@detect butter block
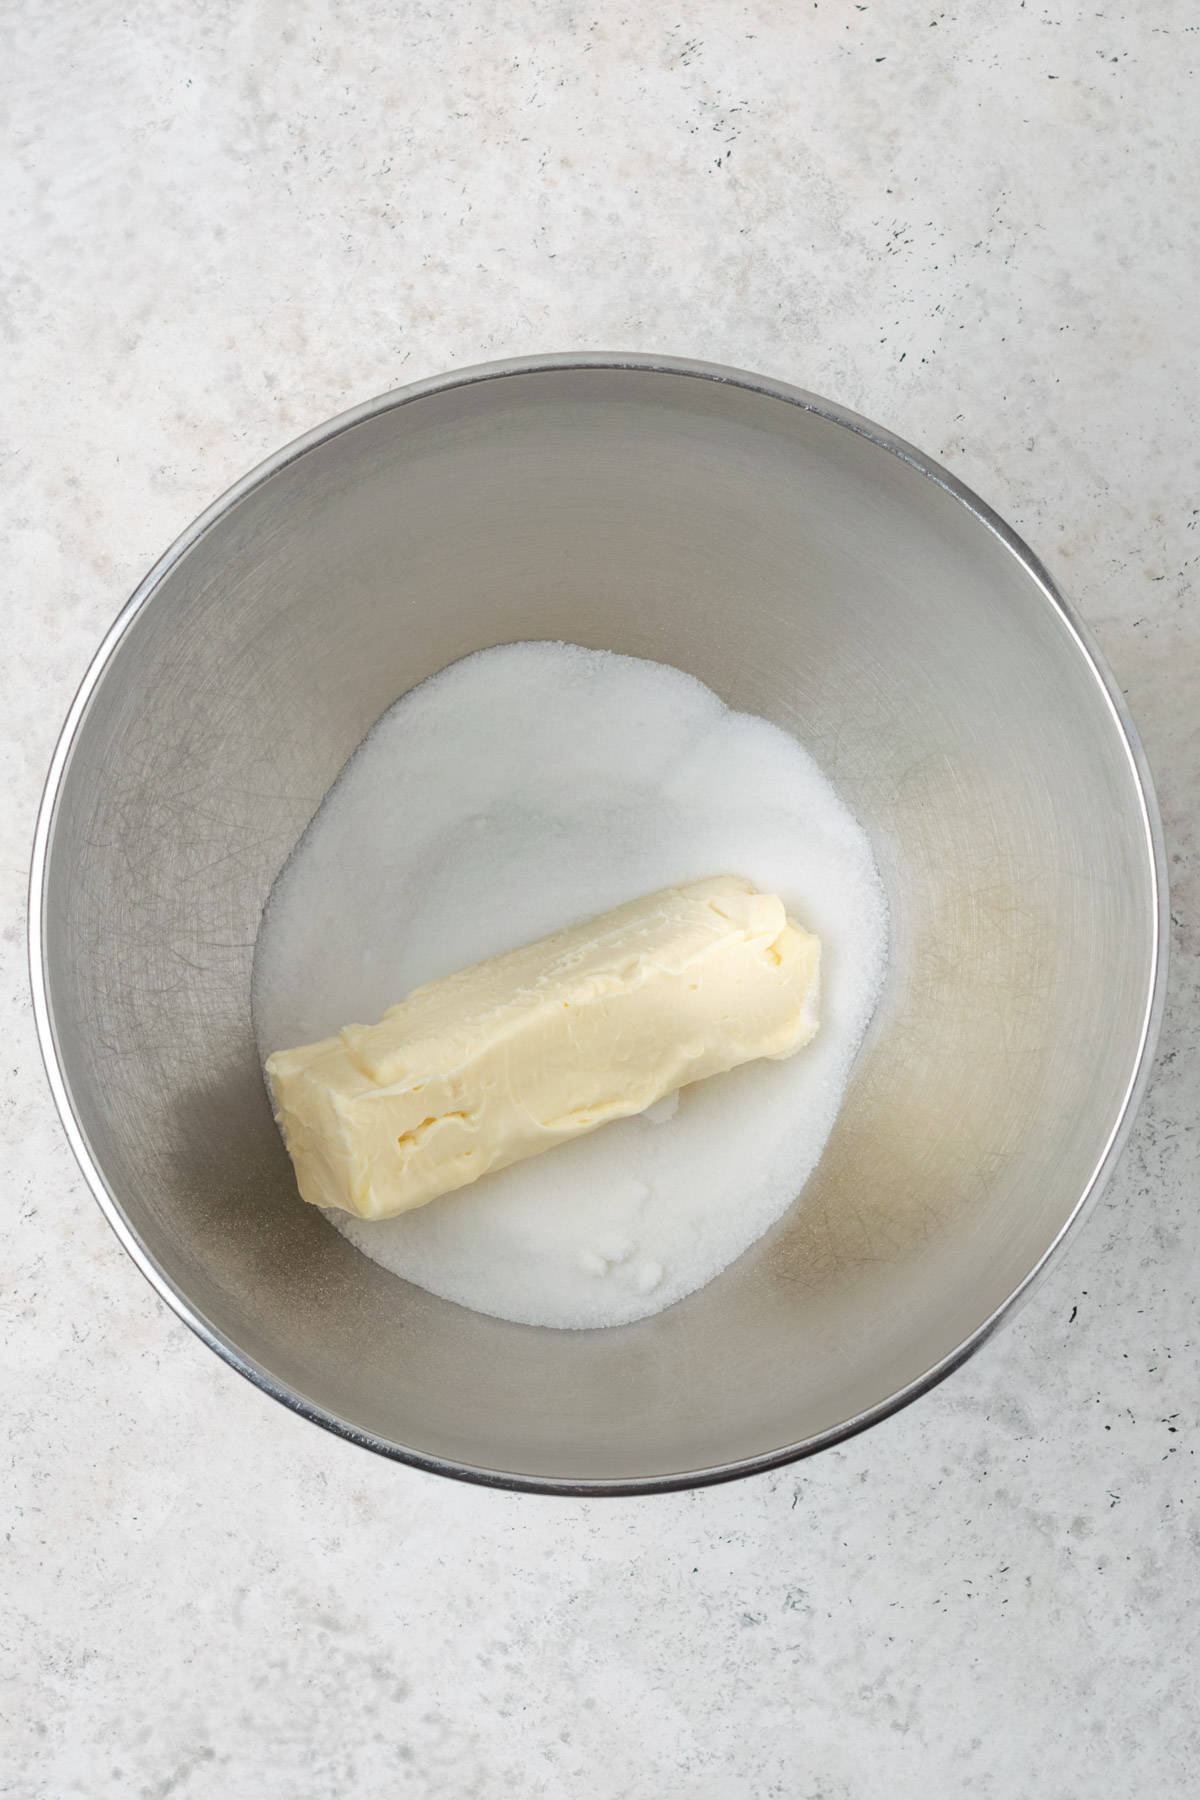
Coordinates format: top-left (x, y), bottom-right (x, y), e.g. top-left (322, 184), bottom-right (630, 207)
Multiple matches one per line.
top-left (265, 876), bottom-right (821, 1221)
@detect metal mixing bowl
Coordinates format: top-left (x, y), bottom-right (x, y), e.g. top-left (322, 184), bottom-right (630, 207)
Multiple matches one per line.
top-left (31, 355), bottom-right (1167, 1494)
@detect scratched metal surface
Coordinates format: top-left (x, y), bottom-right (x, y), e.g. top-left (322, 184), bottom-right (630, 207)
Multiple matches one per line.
top-left (33, 359), bottom-right (1164, 1488)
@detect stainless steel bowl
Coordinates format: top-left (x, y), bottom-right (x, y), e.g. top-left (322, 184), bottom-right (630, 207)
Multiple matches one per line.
top-left (31, 355), bottom-right (1167, 1494)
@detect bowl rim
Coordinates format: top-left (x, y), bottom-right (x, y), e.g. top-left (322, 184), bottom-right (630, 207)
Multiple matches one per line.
top-left (28, 352), bottom-right (1170, 1496)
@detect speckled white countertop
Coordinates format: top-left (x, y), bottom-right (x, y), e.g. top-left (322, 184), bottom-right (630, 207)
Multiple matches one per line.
top-left (3, 5), bottom-right (1198, 1796)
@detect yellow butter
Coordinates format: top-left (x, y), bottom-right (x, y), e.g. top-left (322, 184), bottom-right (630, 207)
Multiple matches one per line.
top-left (265, 876), bottom-right (820, 1221)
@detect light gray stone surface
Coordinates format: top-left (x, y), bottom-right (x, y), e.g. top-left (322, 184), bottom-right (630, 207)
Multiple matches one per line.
top-left (3, 4), bottom-right (1197, 1796)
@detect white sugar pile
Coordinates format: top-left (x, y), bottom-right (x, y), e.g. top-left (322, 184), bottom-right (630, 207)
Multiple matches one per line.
top-left (252, 642), bottom-right (887, 1329)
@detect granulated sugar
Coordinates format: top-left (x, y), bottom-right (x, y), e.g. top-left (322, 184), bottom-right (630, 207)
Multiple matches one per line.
top-left (252, 642), bottom-right (887, 1329)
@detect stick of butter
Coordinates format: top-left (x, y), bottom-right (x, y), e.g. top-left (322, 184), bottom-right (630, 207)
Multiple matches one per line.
top-left (265, 876), bottom-right (820, 1221)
